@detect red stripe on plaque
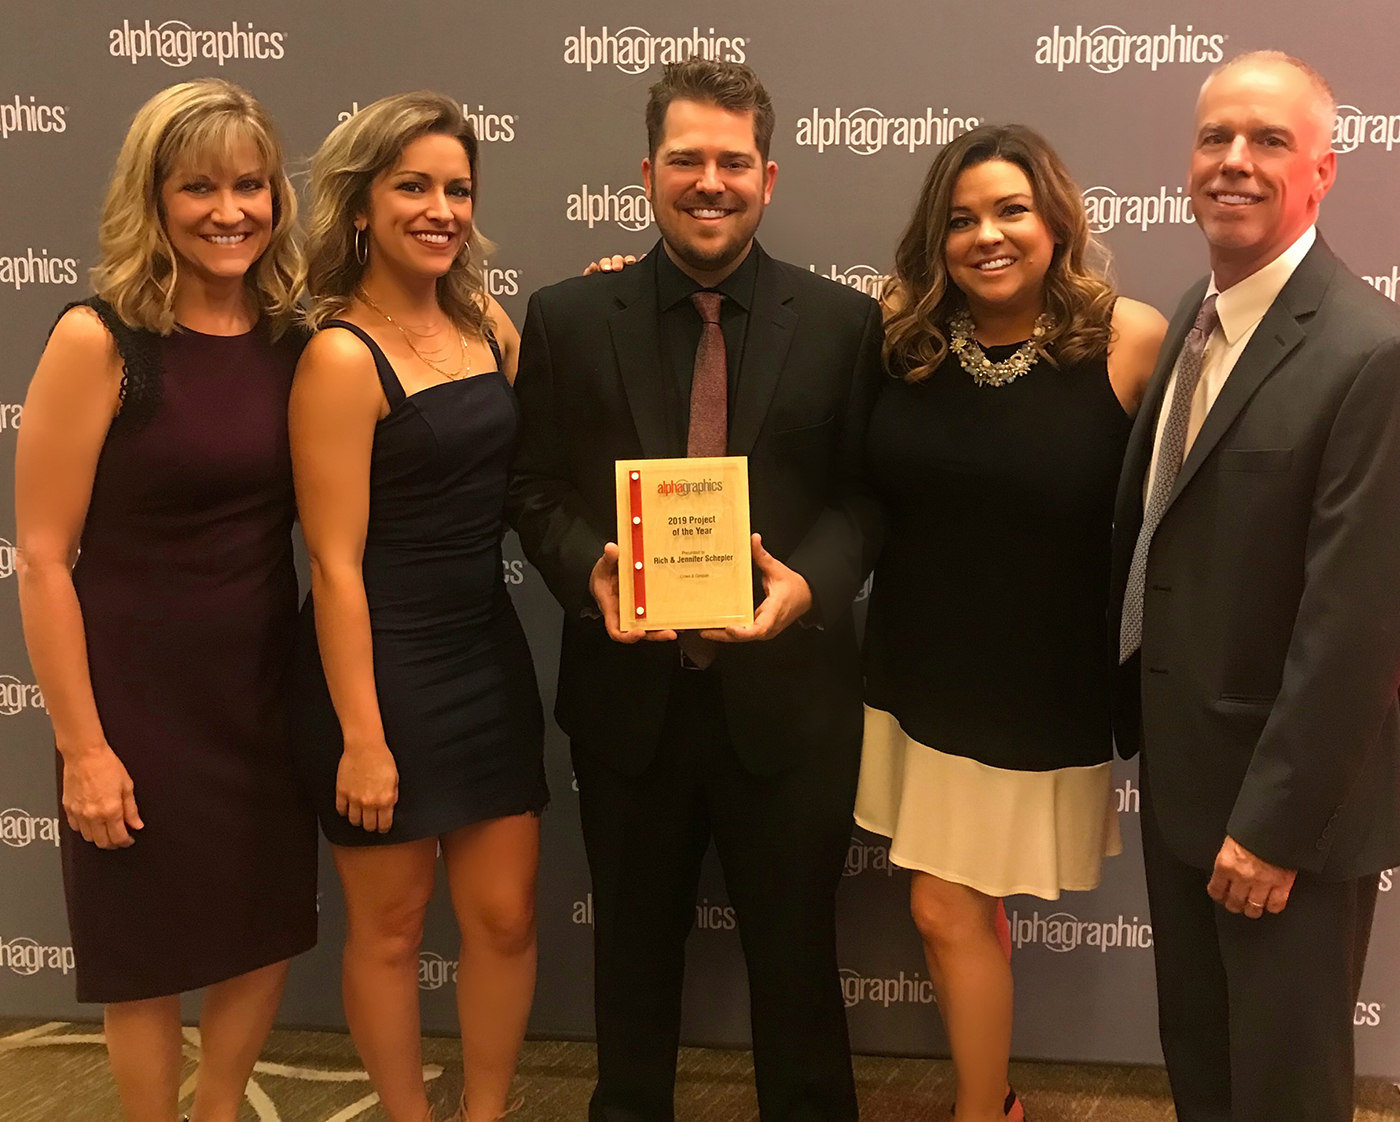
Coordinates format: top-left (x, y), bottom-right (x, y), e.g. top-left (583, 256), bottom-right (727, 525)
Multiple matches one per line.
top-left (628, 470), bottom-right (647, 623)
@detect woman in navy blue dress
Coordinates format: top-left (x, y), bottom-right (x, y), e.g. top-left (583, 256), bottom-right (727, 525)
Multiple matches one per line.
top-left (291, 93), bottom-right (545, 1122)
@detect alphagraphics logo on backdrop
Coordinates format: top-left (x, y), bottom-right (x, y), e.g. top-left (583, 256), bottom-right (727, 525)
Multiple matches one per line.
top-left (0, 249), bottom-right (79, 290)
top-left (1010, 909), bottom-right (1153, 953)
top-left (1355, 1000), bottom-right (1384, 1027)
top-left (564, 26), bottom-right (747, 75)
top-left (1380, 867), bottom-right (1395, 892)
top-left (839, 968), bottom-right (936, 1009)
top-left (0, 808), bottom-right (60, 848)
top-left (418, 950), bottom-right (458, 991)
top-left (795, 108), bottom-right (979, 156)
top-left (810, 265), bottom-right (890, 299)
top-left (0, 536), bottom-right (14, 579)
top-left (0, 676), bottom-right (46, 717)
top-left (1083, 186), bottom-right (1195, 235)
top-left (1333, 105), bottom-right (1400, 154)
top-left (337, 101), bottom-right (517, 143)
top-left (1035, 24), bottom-right (1225, 73)
top-left (843, 833), bottom-right (897, 877)
top-left (570, 892), bottom-right (735, 930)
top-left (485, 267), bottom-right (521, 300)
top-left (109, 20), bottom-right (286, 66)
top-left (0, 936), bottom-right (75, 977)
top-left (0, 403), bottom-right (20, 433)
top-left (566, 184), bottom-right (653, 232)
top-left (1, 97), bottom-right (67, 139)
top-left (1363, 267), bottom-right (1400, 302)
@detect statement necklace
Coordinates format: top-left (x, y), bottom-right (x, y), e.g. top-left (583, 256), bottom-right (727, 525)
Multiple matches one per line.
top-left (948, 308), bottom-right (1052, 388)
top-left (358, 290), bottom-right (471, 380)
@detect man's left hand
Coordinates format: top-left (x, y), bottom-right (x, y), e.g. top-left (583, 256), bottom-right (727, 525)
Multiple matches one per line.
top-left (700, 534), bottom-right (812, 643)
top-left (1207, 835), bottom-right (1297, 917)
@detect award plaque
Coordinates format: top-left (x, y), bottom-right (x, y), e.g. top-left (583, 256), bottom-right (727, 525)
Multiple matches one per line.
top-left (615, 456), bottom-right (754, 633)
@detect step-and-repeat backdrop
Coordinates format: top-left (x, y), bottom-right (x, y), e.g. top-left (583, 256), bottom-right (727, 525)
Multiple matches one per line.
top-left (2, 0), bottom-right (1397, 1076)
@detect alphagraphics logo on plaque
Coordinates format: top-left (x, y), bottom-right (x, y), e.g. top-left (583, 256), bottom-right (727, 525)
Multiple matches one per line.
top-left (1035, 24), bottom-right (1225, 73)
top-left (810, 265), bottom-right (890, 299)
top-left (0, 936), bottom-right (75, 977)
top-left (0, 808), bottom-right (60, 849)
top-left (108, 19), bottom-right (287, 67)
top-left (1082, 186), bottom-right (1195, 235)
top-left (564, 26), bottom-right (747, 74)
top-left (0, 676), bottom-right (46, 717)
top-left (566, 184), bottom-right (653, 232)
top-left (839, 968), bottom-right (936, 1009)
top-left (1009, 910), bottom-right (1154, 953)
top-left (337, 101), bottom-right (517, 143)
top-left (1, 97), bottom-right (67, 139)
top-left (795, 108), bottom-right (979, 156)
top-left (0, 249), bottom-right (79, 290)
top-left (1333, 105), bottom-right (1400, 154)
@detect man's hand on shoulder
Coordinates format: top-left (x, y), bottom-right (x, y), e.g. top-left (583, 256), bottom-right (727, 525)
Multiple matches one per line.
top-left (1207, 835), bottom-right (1298, 918)
top-left (700, 534), bottom-right (812, 643)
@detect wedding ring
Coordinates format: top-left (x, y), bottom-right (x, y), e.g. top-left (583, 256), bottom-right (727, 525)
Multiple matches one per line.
top-left (1245, 898), bottom-right (1266, 909)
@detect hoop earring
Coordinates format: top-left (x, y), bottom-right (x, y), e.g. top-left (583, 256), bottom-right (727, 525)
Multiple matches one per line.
top-left (354, 227), bottom-right (368, 266)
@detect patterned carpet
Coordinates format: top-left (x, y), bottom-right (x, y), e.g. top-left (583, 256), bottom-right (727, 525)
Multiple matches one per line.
top-left (2, 1018), bottom-right (1398, 1121)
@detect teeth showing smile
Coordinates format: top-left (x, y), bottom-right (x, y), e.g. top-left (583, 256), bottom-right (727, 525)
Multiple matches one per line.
top-left (686, 208), bottom-right (729, 219)
top-left (1212, 193), bottom-right (1261, 206)
top-left (412, 231), bottom-right (452, 245)
top-left (976, 257), bottom-right (1015, 271)
top-left (203, 234), bottom-right (248, 245)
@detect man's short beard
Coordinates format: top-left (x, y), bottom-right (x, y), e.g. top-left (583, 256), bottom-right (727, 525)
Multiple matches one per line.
top-left (665, 232), bottom-right (748, 274)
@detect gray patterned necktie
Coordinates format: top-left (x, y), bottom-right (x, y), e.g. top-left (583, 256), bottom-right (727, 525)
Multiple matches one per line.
top-left (1119, 294), bottom-right (1219, 664)
top-left (679, 291), bottom-right (726, 670)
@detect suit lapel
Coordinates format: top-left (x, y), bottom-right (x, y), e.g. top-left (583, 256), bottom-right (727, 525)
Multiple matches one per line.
top-left (608, 252), bottom-right (680, 458)
top-left (729, 246), bottom-right (798, 457)
top-left (1164, 239), bottom-right (1335, 512)
top-left (1114, 279), bottom-right (1206, 534)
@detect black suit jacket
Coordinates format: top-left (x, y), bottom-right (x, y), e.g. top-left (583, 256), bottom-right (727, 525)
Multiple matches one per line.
top-left (1110, 236), bottom-right (1400, 877)
top-left (508, 243), bottom-right (885, 777)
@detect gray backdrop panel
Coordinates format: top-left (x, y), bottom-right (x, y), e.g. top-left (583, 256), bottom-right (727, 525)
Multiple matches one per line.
top-left (1, 0), bottom-right (1396, 1076)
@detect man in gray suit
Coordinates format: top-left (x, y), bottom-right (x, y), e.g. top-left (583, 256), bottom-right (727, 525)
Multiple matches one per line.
top-left (1109, 51), bottom-right (1400, 1121)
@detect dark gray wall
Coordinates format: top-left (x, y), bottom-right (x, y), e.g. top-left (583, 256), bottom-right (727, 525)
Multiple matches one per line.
top-left (1, 0), bottom-right (1396, 1076)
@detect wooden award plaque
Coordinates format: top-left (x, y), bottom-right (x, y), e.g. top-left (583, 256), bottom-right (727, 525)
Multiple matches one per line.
top-left (615, 456), bottom-right (754, 633)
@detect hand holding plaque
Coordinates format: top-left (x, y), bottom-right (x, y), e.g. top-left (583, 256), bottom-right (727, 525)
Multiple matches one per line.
top-left (615, 456), bottom-right (754, 633)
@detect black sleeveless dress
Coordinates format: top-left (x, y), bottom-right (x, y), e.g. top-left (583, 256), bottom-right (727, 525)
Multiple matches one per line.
top-left (854, 341), bottom-right (1132, 899)
top-left (58, 300), bottom-right (317, 1002)
top-left (292, 322), bottom-right (547, 847)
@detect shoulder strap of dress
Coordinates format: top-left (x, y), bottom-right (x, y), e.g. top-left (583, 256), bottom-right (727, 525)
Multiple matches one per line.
top-left (485, 328), bottom-right (503, 371)
top-left (52, 297), bottom-right (162, 424)
top-left (320, 319), bottom-right (406, 408)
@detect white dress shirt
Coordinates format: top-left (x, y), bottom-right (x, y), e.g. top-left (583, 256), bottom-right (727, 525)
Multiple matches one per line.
top-left (1144, 226), bottom-right (1317, 501)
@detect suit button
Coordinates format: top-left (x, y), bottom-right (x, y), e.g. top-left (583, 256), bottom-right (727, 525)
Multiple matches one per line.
top-left (1150, 583), bottom-right (1172, 592)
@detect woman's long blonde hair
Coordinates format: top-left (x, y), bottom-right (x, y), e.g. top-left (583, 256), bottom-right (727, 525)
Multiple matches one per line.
top-left (90, 78), bottom-right (302, 337)
top-left (303, 92), bottom-right (494, 334)
top-left (884, 124), bottom-right (1116, 383)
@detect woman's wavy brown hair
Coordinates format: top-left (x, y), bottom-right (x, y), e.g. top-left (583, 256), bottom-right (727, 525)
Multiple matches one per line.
top-left (90, 78), bottom-right (302, 338)
top-left (303, 92), bottom-right (494, 334)
top-left (884, 123), bottom-right (1116, 383)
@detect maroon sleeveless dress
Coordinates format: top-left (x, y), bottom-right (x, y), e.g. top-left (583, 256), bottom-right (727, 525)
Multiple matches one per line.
top-left (59, 304), bottom-right (318, 1003)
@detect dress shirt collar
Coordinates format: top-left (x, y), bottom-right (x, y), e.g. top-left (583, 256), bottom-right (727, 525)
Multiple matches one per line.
top-left (655, 238), bottom-right (760, 314)
top-left (1207, 226), bottom-right (1316, 345)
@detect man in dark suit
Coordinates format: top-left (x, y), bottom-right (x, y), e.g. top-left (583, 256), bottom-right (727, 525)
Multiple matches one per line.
top-left (508, 59), bottom-right (883, 1122)
top-left (1110, 51), bottom-right (1400, 1121)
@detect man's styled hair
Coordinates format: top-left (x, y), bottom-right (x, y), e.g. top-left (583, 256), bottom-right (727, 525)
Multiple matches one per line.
top-left (1202, 51), bottom-right (1337, 153)
top-left (645, 58), bottom-right (775, 159)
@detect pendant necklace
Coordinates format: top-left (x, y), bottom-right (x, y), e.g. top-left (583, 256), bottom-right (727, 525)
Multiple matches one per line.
top-left (948, 308), bottom-right (1052, 388)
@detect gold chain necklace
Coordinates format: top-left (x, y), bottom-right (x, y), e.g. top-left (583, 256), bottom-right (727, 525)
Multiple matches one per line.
top-left (948, 308), bottom-right (1052, 388)
top-left (357, 290), bottom-right (471, 380)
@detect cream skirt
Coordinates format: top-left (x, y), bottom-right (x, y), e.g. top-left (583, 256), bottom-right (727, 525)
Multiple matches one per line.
top-left (854, 706), bottom-right (1122, 900)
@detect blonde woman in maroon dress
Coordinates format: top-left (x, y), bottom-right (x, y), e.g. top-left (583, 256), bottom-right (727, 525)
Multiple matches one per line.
top-left (15, 79), bottom-right (315, 1122)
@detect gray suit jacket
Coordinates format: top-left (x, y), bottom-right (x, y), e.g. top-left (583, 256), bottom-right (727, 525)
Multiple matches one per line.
top-left (1110, 236), bottom-right (1400, 877)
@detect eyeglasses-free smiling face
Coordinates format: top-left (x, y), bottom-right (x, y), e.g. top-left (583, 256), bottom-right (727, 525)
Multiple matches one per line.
top-left (1190, 61), bottom-right (1336, 287)
top-left (642, 98), bottom-right (777, 284)
top-left (358, 132), bottom-right (474, 280)
top-left (159, 138), bottom-right (273, 287)
top-left (944, 158), bottom-right (1056, 323)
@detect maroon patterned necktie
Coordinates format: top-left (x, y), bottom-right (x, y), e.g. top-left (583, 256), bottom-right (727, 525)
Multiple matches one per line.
top-left (680, 291), bottom-right (726, 668)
